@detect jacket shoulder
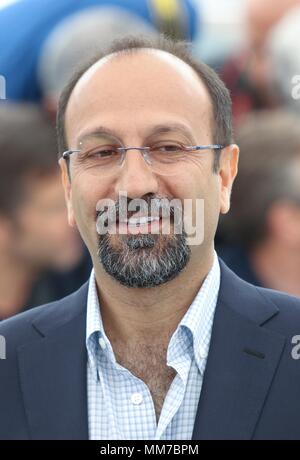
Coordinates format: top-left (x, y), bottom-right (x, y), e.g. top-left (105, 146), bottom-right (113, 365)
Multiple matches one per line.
top-left (256, 285), bottom-right (300, 327)
top-left (218, 257), bottom-right (300, 330)
top-left (0, 282), bottom-right (89, 357)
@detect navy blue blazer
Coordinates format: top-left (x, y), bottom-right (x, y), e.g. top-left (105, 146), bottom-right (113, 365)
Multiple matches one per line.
top-left (1, 259), bottom-right (300, 440)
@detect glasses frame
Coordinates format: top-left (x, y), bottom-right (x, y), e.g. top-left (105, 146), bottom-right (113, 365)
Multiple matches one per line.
top-left (62, 143), bottom-right (226, 173)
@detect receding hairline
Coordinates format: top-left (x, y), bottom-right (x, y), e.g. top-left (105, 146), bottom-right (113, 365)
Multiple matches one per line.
top-left (68, 46), bottom-right (210, 107)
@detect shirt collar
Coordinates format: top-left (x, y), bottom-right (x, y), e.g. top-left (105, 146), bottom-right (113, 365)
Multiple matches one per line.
top-left (86, 270), bottom-right (108, 380)
top-left (172, 250), bottom-right (220, 374)
top-left (86, 250), bottom-right (220, 379)
top-left (86, 269), bottom-right (102, 346)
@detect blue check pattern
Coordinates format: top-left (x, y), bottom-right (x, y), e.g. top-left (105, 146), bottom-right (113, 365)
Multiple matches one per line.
top-left (86, 251), bottom-right (220, 440)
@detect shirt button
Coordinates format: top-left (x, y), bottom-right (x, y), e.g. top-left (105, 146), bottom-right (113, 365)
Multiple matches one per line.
top-left (199, 346), bottom-right (207, 359)
top-left (131, 392), bottom-right (143, 405)
top-left (98, 337), bottom-right (106, 350)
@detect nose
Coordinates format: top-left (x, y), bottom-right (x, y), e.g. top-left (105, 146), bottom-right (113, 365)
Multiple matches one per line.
top-left (114, 148), bottom-right (159, 199)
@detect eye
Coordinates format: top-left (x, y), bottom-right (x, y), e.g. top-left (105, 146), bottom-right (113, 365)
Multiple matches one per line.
top-left (84, 146), bottom-right (119, 158)
top-left (152, 144), bottom-right (182, 153)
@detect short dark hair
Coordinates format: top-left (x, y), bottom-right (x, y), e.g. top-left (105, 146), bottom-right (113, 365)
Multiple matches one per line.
top-left (222, 110), bottom-right (300, 248)
top-left (56, 34), bottom-right (233, 173)
top-left (0, 103), bottom-right (58, 216)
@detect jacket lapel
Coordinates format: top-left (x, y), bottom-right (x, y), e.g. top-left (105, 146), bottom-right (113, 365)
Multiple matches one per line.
top-left (192, 260), bottom-right (286, 440)
top-left (17, 283), bottom-right (89, 440)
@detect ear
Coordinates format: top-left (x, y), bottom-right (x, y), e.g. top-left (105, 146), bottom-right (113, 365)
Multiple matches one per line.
top-left (218, 144), bottom-right (239, 214)
top-left (58, 157), bottom-right (77, 228)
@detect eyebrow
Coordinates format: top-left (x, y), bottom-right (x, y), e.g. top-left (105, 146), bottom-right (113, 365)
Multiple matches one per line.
top-left (76, 123), bottom-right (197, 147)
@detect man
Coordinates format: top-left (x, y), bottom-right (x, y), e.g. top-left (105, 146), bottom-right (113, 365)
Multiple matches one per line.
top-left (219, 110), bottom-right (300, 297)
top-left (1, 35), bottom-right (300, 440)
top-left (0, 103), bottom-right (90, 319)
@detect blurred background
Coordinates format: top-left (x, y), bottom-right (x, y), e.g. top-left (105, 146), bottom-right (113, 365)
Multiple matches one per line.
top-left (0, 0), bottom-right (300, 320)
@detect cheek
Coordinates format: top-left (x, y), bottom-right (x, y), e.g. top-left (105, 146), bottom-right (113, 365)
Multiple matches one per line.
top-left (166, 169), bottom-right (201, 200)
top-left (146, 170), bottom-right (213, 238)
top-left (202, 174), bottom-right (221, 219)
top-left (177, 169), bottom-right (220, 237)
top-left (171, 163), bottom-right (217, 201)
top-left (70, 177), bottom-right (110, 245)
top-left (72, 189), bottom-right (94, 228)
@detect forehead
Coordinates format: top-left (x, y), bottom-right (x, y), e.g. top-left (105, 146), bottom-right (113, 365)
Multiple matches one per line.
top-left (65, 49), bottom-right (213, 145)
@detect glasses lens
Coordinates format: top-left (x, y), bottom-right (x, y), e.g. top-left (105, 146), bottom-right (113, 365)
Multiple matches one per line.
top-left (75, 145), bottom-right (122, 176)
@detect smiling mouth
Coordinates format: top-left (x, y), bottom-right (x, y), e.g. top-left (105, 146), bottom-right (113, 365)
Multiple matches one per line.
top-left (96, 206), bottom-right (176, 236)
top-left (114, 214), bottom-right (163, 234)
top-left (119, 215), bottom-right (161, 226)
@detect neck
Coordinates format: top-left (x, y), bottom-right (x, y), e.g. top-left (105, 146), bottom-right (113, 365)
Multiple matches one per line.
top-left (0, 251), bottom-right (37, 319)
top-left (250, 238), bottom-right (300, 297)
top-left (93, 245), bottom-right (215, 345)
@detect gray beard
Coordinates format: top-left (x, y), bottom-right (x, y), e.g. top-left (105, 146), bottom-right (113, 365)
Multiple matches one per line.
top-left (97, 231), bottom-right (191, 288)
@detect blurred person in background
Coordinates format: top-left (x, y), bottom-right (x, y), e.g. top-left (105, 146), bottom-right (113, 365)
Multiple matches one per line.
top-left (0, 103), bottom-right (91, 320)
top-left (0, 0), bottom-right (199, 103)
top-left (267, 5), bottom-right (300, 116)
top-left (221, 0), bottom-right (300, 123)
top-left (38, 6), bottom-right (158, 120)
top-left (219, 110), bottom-right (300, 297)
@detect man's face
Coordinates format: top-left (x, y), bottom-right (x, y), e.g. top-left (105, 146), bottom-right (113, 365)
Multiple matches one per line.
top-left (60, 50), bottom-right (238, 286)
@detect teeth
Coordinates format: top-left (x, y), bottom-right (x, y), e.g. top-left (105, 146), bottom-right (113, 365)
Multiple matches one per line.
top-left (127, 216), bottom-right (160, 226)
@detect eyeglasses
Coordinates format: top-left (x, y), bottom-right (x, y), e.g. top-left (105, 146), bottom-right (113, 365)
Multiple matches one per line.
top-left (62, 142), bottom-right (225, 177)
